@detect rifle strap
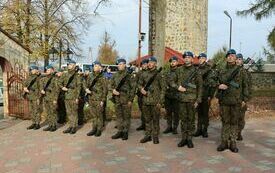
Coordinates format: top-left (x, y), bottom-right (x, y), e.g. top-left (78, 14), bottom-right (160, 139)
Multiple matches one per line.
top-left (27, 75), bottom-right (39, 90)
top-left (43, 75), bottom-right (54, 91)
top-left (65, 72), bottom-right (77, 88)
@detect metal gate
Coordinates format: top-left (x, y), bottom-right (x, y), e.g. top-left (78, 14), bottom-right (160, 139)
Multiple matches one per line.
top-left (7, 67), bottom-right (29, 119)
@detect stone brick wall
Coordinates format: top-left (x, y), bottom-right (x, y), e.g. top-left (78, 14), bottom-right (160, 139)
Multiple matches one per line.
top-left (251, 72), bottom-right (275, 91)
top-left (149, 0), bottom-right (208, 65)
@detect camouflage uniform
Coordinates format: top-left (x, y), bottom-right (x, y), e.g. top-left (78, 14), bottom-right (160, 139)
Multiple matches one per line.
top-left (138, 68), bottom-right (165, 140)
top-left (111, 69), bottom-right (136, 138)
top-left (85, 72), bottom-right (108, 135)
top-left (135, 68), bottom-right (147, 129)
top-left (170, 65), bottom-right (203, 145)
top-left (60, 69), bottom-right (81, 131)
top-left (237, 67), bottom-right (252, 138)
top-left (163, 66), bottom-right (179, 133)
top-left (78, 73), bottom-right (86, 125)
top-left (217, 63), bottom-right (249, 151)
top-left (24, 73), bottom-right (41, 127)
top-left (57, 73), bottom-right (67, 124)
top-left (195, 63), bottom-right (217, 137)
top-left (40, 73), bottom-right (60, 128)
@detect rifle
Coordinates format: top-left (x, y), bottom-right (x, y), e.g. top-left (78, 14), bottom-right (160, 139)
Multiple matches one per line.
top-left (64, 68), bottom-right (79, 89)
top-left (23, 74), bottom-right (40, 99)
top-left (41, 74), bottom-right (55, 98)
top-left (143, 67), bottom-right (162, 93)
top-left (110, 71), bottom-right (131, 103)
top-left (86, 71), bottom-right (103, 95)
top-left (217, 58), bottom-right (252, 98)
top-left (181, 68), bottom-right (197, 89)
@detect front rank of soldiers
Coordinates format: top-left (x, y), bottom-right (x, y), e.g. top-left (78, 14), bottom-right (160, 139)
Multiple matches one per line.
top-left (23, 48), bottom-right (251, 153)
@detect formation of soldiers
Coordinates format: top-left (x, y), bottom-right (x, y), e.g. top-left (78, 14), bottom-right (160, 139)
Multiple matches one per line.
top-left (23, 48), bottom-right (252, 153)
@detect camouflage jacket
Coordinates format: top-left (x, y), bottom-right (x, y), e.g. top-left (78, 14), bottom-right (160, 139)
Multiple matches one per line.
top-left (198, 63), bottom-right (218, 99)
top-left (84, 72), bottom-right (108, 102)
top-left (138, 68), bottom-right (165, 105)
top-left (23, 74), bottom-right (41, 101)
top-left (135, 69), bottom-right (147, 97)
top-left (243, 67), bottom-right (252, 100)
top-left (111, 70), bottom-right (136, 104)
top-left (39, 74), bottom-right (60, 102)
top-left (170, 65), bottom-right (203, 103)
top-left (164, 67), bottom-right (178, 100)
top-left (217, 64), bottom-right (249, 105)
top-left (60, 69), bottom-right (81, 100)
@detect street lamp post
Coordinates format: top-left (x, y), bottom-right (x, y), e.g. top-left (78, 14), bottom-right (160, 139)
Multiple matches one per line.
top-left (224, 10), bottom-right (232, 49)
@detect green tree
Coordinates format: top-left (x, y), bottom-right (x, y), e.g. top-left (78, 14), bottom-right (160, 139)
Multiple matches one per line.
top-left (211, 46), bottom-right (227, 69)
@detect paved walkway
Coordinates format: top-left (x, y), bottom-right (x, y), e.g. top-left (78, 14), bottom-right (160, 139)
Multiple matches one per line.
top-left (0, 117), bottom-right (275, 173)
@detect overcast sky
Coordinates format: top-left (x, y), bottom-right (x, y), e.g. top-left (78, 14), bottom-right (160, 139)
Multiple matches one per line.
top-left (80, 0), bottom-right (274, 62)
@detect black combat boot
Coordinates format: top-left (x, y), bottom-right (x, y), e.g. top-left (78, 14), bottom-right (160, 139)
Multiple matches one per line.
top-left (87, 128), bottom-right (97, 136)
top-left (70, 127), bottom-right (77, 134)
top-left (140, 136), bottom-right (152, 143)
top-left (34, 124), bottom-right (40, 130)
top-left (43, 125), bottom-right (52, 131)
top-left (50, 125), bottom-right (57, 132)
top-left (95, 130), bottom-right (102, 137)
top-left (111, 131), bottom-right (123, 139)
top-left (136, 124), bottom-right (145, 131)
top-left (163, 127), bottom-right (173, 134)
top-left (202, 128), bottom-right (208, 138)
top-left (153, 136), bottom-right (159, 144)
top-left (237, 132), bottom-right (243, 141)
top-left (122, 132), bottom-right (128, 140)
top-left (193, 129), bottom-right (202, 137)
top-left (217, 141), bottom-right (228, 152)
top-left (177, 139), bottom-right (187, 147)
top-left (27, 124), bottom-right (36, 130)
top-left (187, 139), bottom-right (194, 148)
top-left (63, 127), bottom-right (72, 134)
top-left (230, 141), bottom-right (239, 153)
top-left (172, 127), bottom-right (178, 134)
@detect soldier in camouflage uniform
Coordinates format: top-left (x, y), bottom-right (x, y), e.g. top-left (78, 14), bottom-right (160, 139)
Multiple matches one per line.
top-left (111, 58), bottom-right (136, 140)
top-left (139, 57), bottom-right (165, 144)
top-left (216, 49), bottom-right (249, 153)
top-left (24, 65), bottom-right (41, 130)
top-left (40, 65), bottom-right (60, 132)
top-left (78, 70), bottom-right (86, 126)
top-left (236, 53), bottom-right (252, 141)
top-left (135, 58), bottom-right (148, 131)
top-left (85, 61), bottom-right (108, 137)
top-left (194, 53), bottom-right (217, 138)
top-left (60, 60), bottom-right (81, 134)
top-left (163, 56), bottom-right (180, 134)
top-left (170, 51), bottom-right (203, 148)
top-left (56, 69), bottom-right (66, 124)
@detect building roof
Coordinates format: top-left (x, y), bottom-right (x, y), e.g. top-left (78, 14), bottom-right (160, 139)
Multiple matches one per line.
top-left (0, 27), bottom-right (32, 53)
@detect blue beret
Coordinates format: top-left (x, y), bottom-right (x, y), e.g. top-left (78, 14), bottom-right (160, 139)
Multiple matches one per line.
top-left (45, 65), bottom-right (54, 70)
top-left (198, 53), bottom-right (207, 59)
top-left (116, 58), bottom-right (126, 65)
top-left (141, 59), bottom-right (149, 65)
top-left (183, 51), bottom-right (194, 58)
top-left (169, 56), bottom-right (178, 62)
top-left (226, 49), bottom-right (236, 57)
top-left (236, 53), bottom-right (243, 59)
top-left (92, 60), bottom-right (102, 66)
top-left (29, 65), bottom-right (39, 70)
top-left (148, 56), bottom-right (157, 63)
top-left (67, 60), bottom-right (76, 64)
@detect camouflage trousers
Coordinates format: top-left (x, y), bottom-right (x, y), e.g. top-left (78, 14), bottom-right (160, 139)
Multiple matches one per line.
top-left (88, 100), bottom-right (104, 131)
top-left (238, 104), bottom-right (247, 133)
top-left (142, 105), bottom-right (160, 137)
top-left (29, 99), bottom-right (41, 124)
top-left (164, 97), bottom-right (179, 129)
top-left (220, 104), bottom-right (241, 142)
top-left (179, 102), bottom-right (196, 140)
top-left (197, 98), bottom-right (210, 130)
top-left (65, 99), bottom-right (79, 128)
top-left (44, 100), bottom-right (57, 127)
top-left (138, 96), bottom-right (145, 126)
top-left (115, 103), bottom-right (131, 133)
